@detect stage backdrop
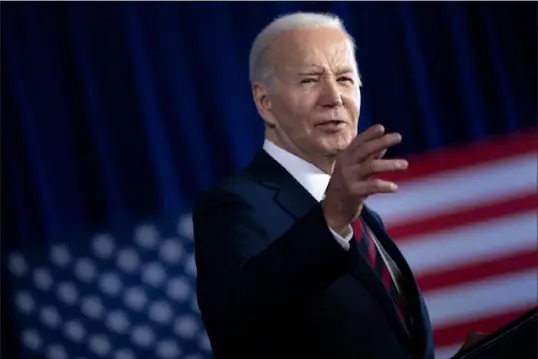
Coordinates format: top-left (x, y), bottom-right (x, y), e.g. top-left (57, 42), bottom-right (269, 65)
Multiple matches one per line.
top-left (2, 2), bottom-right (536, 359)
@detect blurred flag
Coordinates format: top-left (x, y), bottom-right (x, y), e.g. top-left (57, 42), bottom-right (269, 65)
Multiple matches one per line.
top-left (7, 215), bottom-right (211, 359)
top-left (368, 131), bottom-right (537, 359)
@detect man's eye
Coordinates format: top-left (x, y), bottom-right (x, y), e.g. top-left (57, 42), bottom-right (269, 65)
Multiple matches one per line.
top-left (338, 76), bottom-right (354, 84)
top-left (301, 78), bottom-right (317, 84)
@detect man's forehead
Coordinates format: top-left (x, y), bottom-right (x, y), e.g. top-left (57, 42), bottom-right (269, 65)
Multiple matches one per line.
top-left (270, 28), bottom-right (355, 69)
top-left (299, 64), bottom-right (355, 74)
top-left (273, 28), bottom-right (349, 50)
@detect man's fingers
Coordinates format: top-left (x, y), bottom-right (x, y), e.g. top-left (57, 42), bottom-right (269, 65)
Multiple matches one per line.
top-left (343, 158), bottom-right (407, 197)
top-left (371, 148), bottom-right (387, 160)
top-left (355, 158), bottom-right (408, 178)
top-left (348, 124), bottom-right (386, 150)
top-left (351, 179), bottom-right (399, 196)
top-left (353, 133), bottom-right (402, 161)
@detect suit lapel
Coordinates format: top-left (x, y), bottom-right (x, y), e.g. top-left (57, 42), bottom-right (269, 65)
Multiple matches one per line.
top-left (246, 149), bottom-right (318, 219)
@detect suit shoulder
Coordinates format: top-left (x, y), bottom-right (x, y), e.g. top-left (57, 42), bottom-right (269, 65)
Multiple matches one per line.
top-left (194, 169), bottom-right (261, 211)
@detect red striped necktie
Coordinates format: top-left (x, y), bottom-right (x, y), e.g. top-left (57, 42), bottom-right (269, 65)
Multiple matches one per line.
top-left (352, 219), bottom-right (407, 323)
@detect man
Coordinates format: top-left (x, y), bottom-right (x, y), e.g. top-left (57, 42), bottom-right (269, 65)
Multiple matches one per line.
top-left (193, 12), bottom-right (435, 359)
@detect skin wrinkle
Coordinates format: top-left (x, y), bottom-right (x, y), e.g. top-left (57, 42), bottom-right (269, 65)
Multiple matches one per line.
top-left (253, 27), bottom-right (361, 174)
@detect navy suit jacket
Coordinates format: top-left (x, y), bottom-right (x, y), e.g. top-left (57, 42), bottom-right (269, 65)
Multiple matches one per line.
top-left (193, 149), bottom-right (435, 359)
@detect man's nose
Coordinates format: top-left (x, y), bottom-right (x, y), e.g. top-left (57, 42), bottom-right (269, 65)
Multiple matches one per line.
top-left (320, 78), bottom-right (343, 108)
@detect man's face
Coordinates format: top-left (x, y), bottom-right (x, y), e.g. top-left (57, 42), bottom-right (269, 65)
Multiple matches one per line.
top-left (255, 27), bottom-right (361, 159)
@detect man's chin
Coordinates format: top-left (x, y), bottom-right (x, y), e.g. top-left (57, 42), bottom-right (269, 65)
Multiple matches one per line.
top-left (321, 138), bottom-right (353, 153)
top-left (317, 144), bottom-right (347, 158)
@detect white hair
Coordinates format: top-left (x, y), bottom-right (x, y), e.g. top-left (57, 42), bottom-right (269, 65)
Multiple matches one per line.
top-left (248, 12), bottom-right (359, 86)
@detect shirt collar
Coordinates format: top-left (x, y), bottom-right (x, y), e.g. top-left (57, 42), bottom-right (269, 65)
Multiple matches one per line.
top-left (262, 139), bottom-right (330, 202)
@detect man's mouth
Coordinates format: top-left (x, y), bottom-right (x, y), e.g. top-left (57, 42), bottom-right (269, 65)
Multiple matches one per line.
top-left (317, 120), bottom-right (346, 126)
top-left (316, 120), bottom-right (348, 132)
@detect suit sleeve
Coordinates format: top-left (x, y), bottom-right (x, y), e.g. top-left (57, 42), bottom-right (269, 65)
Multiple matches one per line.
top-left (193, 189), bottom-right (357, 349)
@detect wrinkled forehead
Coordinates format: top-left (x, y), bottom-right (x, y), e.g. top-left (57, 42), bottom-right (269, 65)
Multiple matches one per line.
top-left (269, 27), bottom-right (357, 75)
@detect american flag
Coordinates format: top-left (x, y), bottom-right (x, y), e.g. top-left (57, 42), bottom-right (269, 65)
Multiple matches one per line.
top-left (7, 215), bottom-right (212, 359)
top-left (6, 131), bottom-right (537, 359)
top-left (367, 130), bottom-right (537, 359)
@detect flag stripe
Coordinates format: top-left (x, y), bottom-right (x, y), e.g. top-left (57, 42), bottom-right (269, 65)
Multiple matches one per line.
top-left (367, 153), bottom-right (537, 226)
top-left (417, 249), bottom-right (537, 292)
top-left (425, 270), bottom-right (537, 327)
top-left (399, 212), bottom-right (536, 275)
top-left (388, 192), bottom-right (537, 241)
top-left (433, 307), bottom-right (534, 348)
top-left (381, 131), bottom-right (537, 183)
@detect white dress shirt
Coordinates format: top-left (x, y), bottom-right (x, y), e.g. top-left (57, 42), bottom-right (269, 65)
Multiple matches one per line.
top-left (262, 139), bottom-right (354, 250)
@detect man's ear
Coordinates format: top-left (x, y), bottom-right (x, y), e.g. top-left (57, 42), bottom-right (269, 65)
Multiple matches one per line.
top-left (252, 82), bottom-right (277, 128)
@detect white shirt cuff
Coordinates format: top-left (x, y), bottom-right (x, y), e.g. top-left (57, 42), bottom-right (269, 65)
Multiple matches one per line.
top-left (329, 225), bottom-right (353, 251)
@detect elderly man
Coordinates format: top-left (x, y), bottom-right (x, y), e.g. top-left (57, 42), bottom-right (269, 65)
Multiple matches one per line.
top-left (193, 12), bottom-right (435, 359)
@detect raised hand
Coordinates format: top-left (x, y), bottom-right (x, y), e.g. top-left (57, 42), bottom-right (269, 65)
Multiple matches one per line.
top-left (322, 124), bottom-right (408, 235)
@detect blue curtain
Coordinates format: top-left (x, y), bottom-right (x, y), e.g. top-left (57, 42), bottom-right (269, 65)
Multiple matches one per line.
top-left (2, 2), bottom-right (536, 359)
